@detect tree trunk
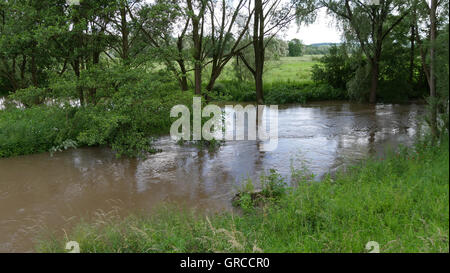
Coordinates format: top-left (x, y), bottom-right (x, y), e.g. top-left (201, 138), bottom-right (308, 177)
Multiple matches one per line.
top-left (255, 69), bottom-right (264, 104)
top-left (253, 0), bottom-right (264, 104)
top-left (429, 0), bottom-right (438, 137)
top-left (176, 59), bottom-right (189, 91)
top-left (72, 59), bottom-right (84, 106)
top-left (120, 5), bottom-right (129, 62)
top-left (176, 38), bottom-right (188, 91)
top-left (369, 59), bottom-right (379, 104)
top-left (31, 53), bottom-right (38, 87)
top-left (20, 55), bottom-right (26, 86)
top-left (409, 23), bottom-right (415, 85)
top-left (88, 51), bottom-right (100, 104)
top-left (194, 62), bottom-right (202, 95)
top-left (206, 66), bottom-right (223, 92)
top-left (190, 3), bottom-right (203, 95)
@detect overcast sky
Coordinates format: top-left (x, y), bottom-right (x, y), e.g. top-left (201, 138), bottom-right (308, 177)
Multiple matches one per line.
top-left (142, 0), bottom-right (343, 45)
top-left (284, 8), bottom-right (343, 45)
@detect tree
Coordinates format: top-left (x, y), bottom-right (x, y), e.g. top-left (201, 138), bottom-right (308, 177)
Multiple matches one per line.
top-left (129, 0), bottom-right (191, 91)
top-left (0, 0), bottom-right (66, 92)
top-left (321, 0), bottom-right (410, 103)
top-left (204, 0), bottom-right (254, 92)
top-left (238, 0), bottom-right (316, 103)
top-left (413, 0), bottom-right (449, 137)
top-left (186, 0), bottom-right (208, 95)
top-left (233, 36), bottom-right (287, 82)
top-left (288, 38), bottom-right (304, 56)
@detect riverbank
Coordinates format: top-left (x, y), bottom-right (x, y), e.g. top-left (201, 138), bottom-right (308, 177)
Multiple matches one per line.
top-left (0, 53), bottom-right (425, 159)
top-left (37, 135), bottom-right (449, 253)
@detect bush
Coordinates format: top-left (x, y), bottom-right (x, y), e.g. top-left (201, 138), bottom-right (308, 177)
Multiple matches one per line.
top-left (208, 80), bottom-right (256, 102)
top-left (0, 71), bottom-right (195, 158)
top-left (210, 80), bottom-right (346, 104)
top-left (265, 81), bottom-right (345, 104)
top-left (9, 86), bottom-right (49, 107)
top-left (347, 64), bottom-right (371, 102)
top-left (0, 106), bottom-right (77, 158)
top-left (232, 169), bottom-right (288, 211)
top-left (311, 45), bottom-right (359, 90)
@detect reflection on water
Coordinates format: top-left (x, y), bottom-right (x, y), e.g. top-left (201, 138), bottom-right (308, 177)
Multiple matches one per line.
top-left (0, 101), bottom-right (425, 252)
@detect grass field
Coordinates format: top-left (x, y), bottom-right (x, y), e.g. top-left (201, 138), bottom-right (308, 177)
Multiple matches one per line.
top-left (263, 55), bottom-right (322, 83)
top-left (194, 55), bottom-right (322, 86)
top-left (37, 136), bottom-right (449, 253)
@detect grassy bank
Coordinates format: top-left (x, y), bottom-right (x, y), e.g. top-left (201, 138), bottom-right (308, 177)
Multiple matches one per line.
top-left (37, 136), bottom-right (449, 253)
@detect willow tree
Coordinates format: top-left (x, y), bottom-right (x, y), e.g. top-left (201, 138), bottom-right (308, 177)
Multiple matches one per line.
top-left (186, 0), bottom-right (208, 95)
top-left (321, 0), bottom-right (410, 103)
top-left (238, 0), bottom-right (316, 104)
top-left (204, 0), bottom-right (254, 92)
top-left (413, 0), bottom-right (449, 137)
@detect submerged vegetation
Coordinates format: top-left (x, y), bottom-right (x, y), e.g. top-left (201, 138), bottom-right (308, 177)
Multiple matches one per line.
top-left (38, 135), bottom-right (449, 253)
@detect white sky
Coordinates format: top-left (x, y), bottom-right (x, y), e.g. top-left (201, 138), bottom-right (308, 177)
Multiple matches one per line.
top-left (143, 0), bottom-right (342, 45)
top-left (284, 8), bottom-right (343, 45)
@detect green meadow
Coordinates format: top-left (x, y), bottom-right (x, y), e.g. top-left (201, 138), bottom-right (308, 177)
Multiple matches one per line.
top-left (263, 56), bottom-right (321, 83)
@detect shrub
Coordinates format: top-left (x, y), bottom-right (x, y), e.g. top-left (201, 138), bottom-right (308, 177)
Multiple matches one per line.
top-left (1, 71), bottom-right (195, 158)
top-left (265, 81), bottom-right (345, 104)
top-left (347, 64), bottom-right (371, 102)
top-left (260, 169), bottom-right (287, 199)
top-left (311, 45), bottom-right (358, 90)
top-left (9, 86), bottom-right (49, 107)
top-left (0, 106), bottom-right (77, 158)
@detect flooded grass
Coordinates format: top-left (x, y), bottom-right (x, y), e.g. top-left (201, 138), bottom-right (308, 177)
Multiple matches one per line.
top-left (37, 136), bottom-right (449, 253)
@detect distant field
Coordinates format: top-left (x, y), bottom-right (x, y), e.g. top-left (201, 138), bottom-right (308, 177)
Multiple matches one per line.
top-left (186, 55), bottom-right (323, 86)
top-left (263, 55), bottom-right (322, 83)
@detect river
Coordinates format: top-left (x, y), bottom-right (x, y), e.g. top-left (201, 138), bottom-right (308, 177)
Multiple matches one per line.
top-left (0, 101), bottom-right (425, 252)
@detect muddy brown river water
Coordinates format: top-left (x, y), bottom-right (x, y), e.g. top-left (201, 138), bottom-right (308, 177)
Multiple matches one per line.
top-left (0, 101), bottom-right (425, 252)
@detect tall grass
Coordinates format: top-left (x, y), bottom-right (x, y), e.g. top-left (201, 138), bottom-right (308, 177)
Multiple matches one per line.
top-left (37, 136), bottom-right (449, 253)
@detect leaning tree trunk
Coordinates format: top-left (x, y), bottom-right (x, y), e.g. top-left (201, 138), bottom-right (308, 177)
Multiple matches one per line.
top-left (206, 62), bottom-right (225, 92)
top-left (206, 70), bottom-right (220, 92)
top-left (176, 59), bottom-right (189, 91)
top-left (175, 36), bottom-right (189, 91)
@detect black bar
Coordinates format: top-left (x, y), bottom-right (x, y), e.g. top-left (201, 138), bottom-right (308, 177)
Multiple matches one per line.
top-left (1, 253), bottom-right (448, 272)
